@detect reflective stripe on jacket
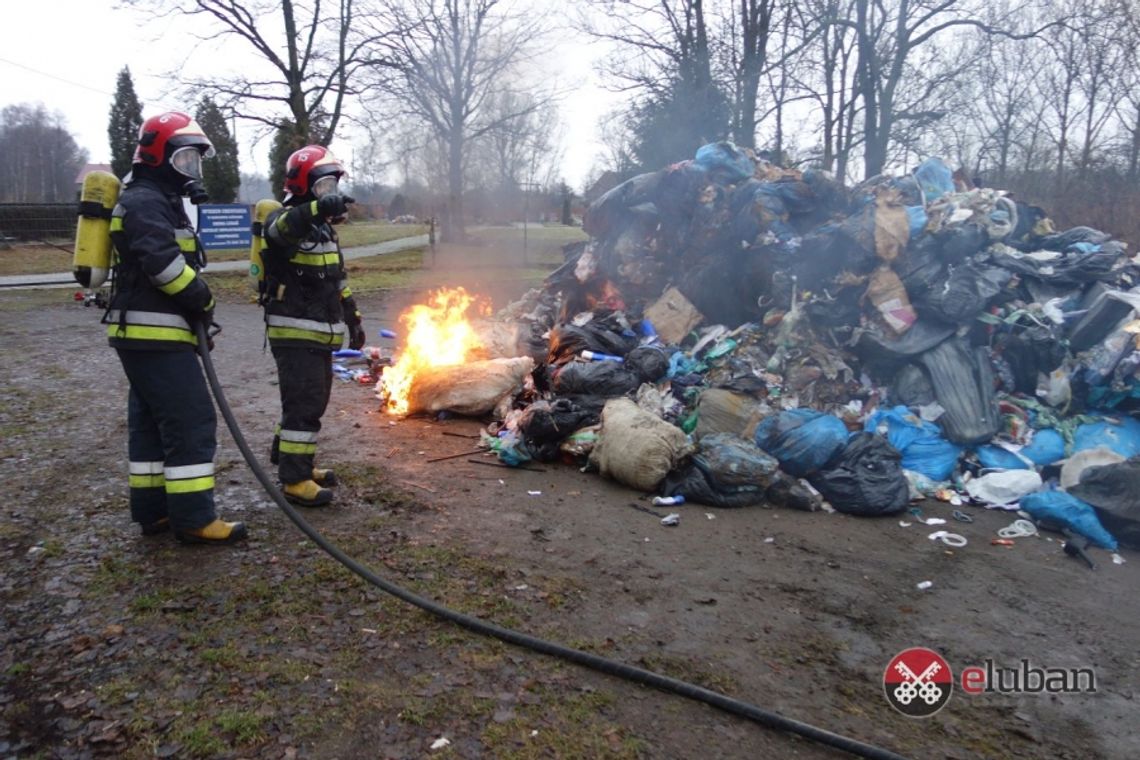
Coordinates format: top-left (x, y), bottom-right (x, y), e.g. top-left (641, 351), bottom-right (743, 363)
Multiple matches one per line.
top-left (105, 177), bottom-right (213, 351)
top-left (261, 203), bottom-right (350, 350)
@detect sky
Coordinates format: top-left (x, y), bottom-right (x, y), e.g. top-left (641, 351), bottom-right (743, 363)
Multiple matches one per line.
top-left (3, 1), bottom-right (625, 192)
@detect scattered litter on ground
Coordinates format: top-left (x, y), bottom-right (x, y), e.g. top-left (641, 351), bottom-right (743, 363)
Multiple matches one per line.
top-left (365, 143), bottom-right (1140, 573)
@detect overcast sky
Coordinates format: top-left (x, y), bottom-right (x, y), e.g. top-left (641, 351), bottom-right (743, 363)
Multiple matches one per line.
top-left (4, 0), bottom-right (624, 191)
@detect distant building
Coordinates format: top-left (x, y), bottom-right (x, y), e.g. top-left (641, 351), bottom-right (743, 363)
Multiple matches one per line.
top-left (75, 163), bottom-right (114, 192)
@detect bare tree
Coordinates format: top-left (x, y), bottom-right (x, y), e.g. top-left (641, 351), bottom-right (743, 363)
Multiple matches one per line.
top-left (475, 94), bottom-right (562, 190)
top-left (835, 0), bottom-right (1059, 178)
top-left (374, 0), bottom-right (553, 242)
top-left (122, 0), bottom-right (402, 153)
top-left (0, 104), bottom-right (87, 203)
top-left (578, 1), bottom-right (731, 168)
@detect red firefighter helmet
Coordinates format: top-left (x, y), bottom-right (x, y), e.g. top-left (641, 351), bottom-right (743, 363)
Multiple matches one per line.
top-left (283, 145), bottom-right (345, 200)
top-left (133, 112), bottom-right (215, 177)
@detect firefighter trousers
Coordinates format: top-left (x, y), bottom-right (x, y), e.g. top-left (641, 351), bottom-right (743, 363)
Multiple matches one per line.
top-left (270, 346), bottom-right (333, 485)
top-left (116, 349), bottom-right (218, 532)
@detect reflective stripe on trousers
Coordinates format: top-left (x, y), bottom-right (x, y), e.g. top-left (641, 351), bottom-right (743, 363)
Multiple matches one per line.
top-left (116, 348), bottom-right (218, 531)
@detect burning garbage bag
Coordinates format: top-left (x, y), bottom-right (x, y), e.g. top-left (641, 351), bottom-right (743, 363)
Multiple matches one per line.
top-left (405, 357), bottom-right (534, 417)
top-left (589, 398), bottom-right (692, 492)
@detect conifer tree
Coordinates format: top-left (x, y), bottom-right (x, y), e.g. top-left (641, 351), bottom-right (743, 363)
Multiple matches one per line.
top-left (107, 68), bottom-right (143, 179)
top-left (195, 97), bottom-right (240, 202)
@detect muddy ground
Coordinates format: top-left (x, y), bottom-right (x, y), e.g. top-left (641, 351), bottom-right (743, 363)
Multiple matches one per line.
top-left (1, 244), bottom-right (1138, 760)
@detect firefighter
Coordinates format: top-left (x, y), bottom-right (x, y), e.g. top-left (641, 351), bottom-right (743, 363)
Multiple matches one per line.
top-left (262, 145), bottom-right (365, 506)
top-left (105, 111), bottom-right (247, 545)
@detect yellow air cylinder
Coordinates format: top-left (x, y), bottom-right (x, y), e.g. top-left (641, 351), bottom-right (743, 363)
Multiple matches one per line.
top-left (249, 199), bottom-right (282, 296)
top-left (73, 170), bottom-right (121, 288)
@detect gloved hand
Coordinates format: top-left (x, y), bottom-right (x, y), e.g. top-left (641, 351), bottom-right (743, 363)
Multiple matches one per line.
top-left (189, 307), bottom-right (216, 351)
top-left (317, 193), bottom-right (355, 222)
top-left (348, 321), bottom-right (366, 350)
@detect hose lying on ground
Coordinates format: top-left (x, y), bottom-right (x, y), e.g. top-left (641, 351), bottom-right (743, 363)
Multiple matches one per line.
top-left (194, 323), bottom-right (908, 760)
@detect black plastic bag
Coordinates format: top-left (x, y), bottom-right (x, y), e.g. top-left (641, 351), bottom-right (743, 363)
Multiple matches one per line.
top-left (1068, 457), bottom-right (1140, 551)
top-left (891, 364), bottom-right (935, 406)
top-left (895, 239), bottom-right (945, 300)
top-left (625, 345), bottom-right (671, 383)
top-left (808, 433), bottom-right (910, 516)
top-left (662, 433), bottom-right (779, 508)
top-left (994, 327), bottom-right (1066, 394)
top-left (918, 265), bottom-right (1011, 324)
top-left (851, 319), bottom-right (956, 364)
top-left (518, 398), bottom-right (601, 461)
top-left (918, 338), bottom-right (1001, 445)
top-left (551, 361), bottom-right (641, 397)
top-left (547, 323), bottom-right (639, 365)
top-left (935, 222), bottom-right (988, 263)
top-left (988, 245), bottom-right (1124, 285)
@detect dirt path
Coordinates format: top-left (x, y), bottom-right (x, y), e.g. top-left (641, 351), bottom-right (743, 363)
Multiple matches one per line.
top-left (1, 245), bottom-right (1137, 759)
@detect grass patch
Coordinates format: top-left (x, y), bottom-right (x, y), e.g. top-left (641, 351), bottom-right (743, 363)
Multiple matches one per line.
top-left (635, 653), bottom-right (738, 695)
top-left (481, 687), bottom-right (645, 759)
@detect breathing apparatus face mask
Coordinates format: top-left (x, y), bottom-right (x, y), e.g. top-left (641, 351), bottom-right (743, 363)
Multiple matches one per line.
top-left (169, 145), bottom-right (214, 204)
top-left (311, 175), bottom-right (339, 199)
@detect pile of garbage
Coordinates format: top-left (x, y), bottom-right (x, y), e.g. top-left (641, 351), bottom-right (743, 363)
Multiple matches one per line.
top-left (420, 144), bottom-right (1140, 554)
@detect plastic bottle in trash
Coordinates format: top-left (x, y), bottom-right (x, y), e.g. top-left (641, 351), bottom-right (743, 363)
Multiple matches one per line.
top-left (581, 350), bottom-right (624, 362)
top-left (640, 319), bottom-right (660, 345)
top-left (378, 329), bottom-right (397, 339)
top-left (652, 495), bottom-right (685, 506)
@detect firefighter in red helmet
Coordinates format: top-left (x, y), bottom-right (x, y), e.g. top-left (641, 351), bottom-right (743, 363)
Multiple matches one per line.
top-left (261, 145), bottom-right (364, 506)
top-left (104, 111), bottom-right (247, 545)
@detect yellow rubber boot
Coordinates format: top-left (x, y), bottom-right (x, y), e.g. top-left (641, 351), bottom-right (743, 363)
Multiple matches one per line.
top-left (312, 468), bottom-right (338, 487)
top-left (284, 479), bottom-right (333, 507)
top-left (175, 519), bottom-right (249, 546)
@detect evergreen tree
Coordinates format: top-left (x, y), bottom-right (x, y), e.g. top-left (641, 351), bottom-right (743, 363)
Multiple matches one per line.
top-left (107, 67), bottom-right (143, 179)
top-left (268, 116), bottom-right (328, 199)
top-left (630, 78), bottom-right (731, 171)
top-left (195, 97), bottom-right (240, 202)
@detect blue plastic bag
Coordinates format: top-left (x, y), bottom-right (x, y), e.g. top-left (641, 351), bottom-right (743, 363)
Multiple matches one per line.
top-left (865, 406), bottom-right (962, 481)
top-left (905, 206), bottom-right (928, 237)
top-left (1072, 417), bottom-right (1140, 458)
top-left (976, 429), bottom-right (1066, 470)
top-left (754, 409), bottom-right (849, 477)
top-left (1021, 491), bottom-right (1118, 550)
top-left (914, 158), bottom-right (954, 203)
top-left (694, 142), bottom-right (755, 182)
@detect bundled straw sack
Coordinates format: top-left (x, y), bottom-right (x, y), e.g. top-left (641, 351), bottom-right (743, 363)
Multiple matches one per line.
top-left (589, 398), bottom-right (691, 491)
top-left (407, 357), bottom-right (534, 416)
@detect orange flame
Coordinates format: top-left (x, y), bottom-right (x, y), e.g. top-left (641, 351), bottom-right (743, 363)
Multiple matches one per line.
top-left (381, 287), bottom-right (485, 414)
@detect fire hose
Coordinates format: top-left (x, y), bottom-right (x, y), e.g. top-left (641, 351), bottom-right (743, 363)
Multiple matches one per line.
top-left (194, 323), bottom-right (907, 760)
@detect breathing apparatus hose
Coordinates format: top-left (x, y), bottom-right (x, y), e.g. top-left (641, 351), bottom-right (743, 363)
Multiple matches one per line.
top-left (194, 323), bottom-right (908, 760)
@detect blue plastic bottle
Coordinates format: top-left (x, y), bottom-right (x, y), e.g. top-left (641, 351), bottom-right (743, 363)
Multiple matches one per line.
top-left (581, 350), bottom-right (624, 362)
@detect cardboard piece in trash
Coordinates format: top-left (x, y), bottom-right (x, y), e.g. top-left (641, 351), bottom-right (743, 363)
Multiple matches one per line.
top-left (644, 287), bottom-right (704, 345)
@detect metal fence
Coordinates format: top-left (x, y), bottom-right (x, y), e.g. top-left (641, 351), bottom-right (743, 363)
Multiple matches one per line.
top-left (0, 203), bottom-right (74, 244)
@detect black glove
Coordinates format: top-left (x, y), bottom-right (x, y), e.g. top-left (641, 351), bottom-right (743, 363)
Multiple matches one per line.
top-left (189, 307), bottom-right (216, 350)
top-left (317, 193), bottom-right (355, 222)
top-left (348, 321), bottom-right (366, 350)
